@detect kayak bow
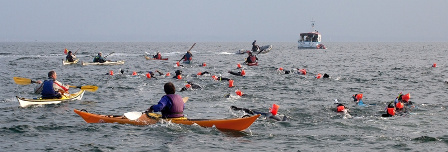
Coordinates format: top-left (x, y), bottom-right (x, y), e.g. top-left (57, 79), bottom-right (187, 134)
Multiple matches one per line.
top-left (74, 109), bottom-right (259, 131)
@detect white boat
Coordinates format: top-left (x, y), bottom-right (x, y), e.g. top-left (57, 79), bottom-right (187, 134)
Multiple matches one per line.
top-left (82, 60), bottom-right (125, 66)
top-left (298, 21), bottom-right (326, 49)
top-left (16, 90), bottom-right (85, 107)
top-left (62, 59), bottom-right (79, 65)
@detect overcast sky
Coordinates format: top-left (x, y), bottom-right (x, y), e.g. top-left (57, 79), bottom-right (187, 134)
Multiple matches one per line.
top-left (1, 0), bottom-right (447, 42)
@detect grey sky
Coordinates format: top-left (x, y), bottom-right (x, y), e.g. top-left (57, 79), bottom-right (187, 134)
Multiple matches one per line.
top-left (1, 0), bottom-right (447, 42)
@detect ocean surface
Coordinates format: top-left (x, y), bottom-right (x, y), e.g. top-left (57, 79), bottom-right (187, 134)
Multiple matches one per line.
top-left (1, 42), bottom-right (448, 151)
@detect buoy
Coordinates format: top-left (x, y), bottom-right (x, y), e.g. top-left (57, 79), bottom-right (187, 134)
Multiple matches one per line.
top-left (241, 69), bottom-right (246, 76)
top-left (299, 69), bottom-right (306, 75)
top-left (132, 71), bottom-right (137, 76)
top-left (337, 105), bottom-right (345, 112)
top-left (356, 94), bottom-right (363, 100)
top-left (237, 63), bottom-right (242, 69)
top-left (235, 89), bottom-right (243, 96)
top-left (401, 93), bottom-right (410, 102)
top-left (433, 63), bottom-right (437, 67)
top-left (185, 84), bottom-right (191, 88)
top-left (396, 102), bottom-right (404, 109)
top-left (166, 72), bottom-right (170, 76)
top-left (279, 67), bottom-right (283, 71)
top-left (270, 104), bottom-right (280, 115)
top-left (176, 61), bottom-right (180, 67)
top-left (228, 79), bottom-right (234, 88)
top-left (109, 70), bottom-right (114, 76)
top-left (177, 75), bottom-right (182, 79)
top-left (202, 62), bottom-right (206, 67)
top-left (316, 73), bottom-right (322, 79)
top-left (146, 73), bottom-right (151, 78)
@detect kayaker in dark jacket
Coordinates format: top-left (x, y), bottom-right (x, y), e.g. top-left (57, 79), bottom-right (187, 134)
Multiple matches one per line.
top-left (147, 82), bottom-right (184, 118)
top-left (93, 52), bottom-right (107, 63)
top-left (66, 51), bottom-right (76, 62)
top-left (251, 40), bottom-right (260, 52)
top-left (180, 51), bottom-right (193, 62)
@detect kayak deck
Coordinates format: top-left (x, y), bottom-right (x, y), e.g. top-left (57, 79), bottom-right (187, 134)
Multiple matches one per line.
top-left (17, 90), bottom-right (85, 107)
top-left (74, 109), bottom-right (259, 131)
top-left (62, 59), bottom-right (79, 65)
top-left (82, 60), bottom-right (125, 66)
top-left (144, 55), bottom-right (168, 60)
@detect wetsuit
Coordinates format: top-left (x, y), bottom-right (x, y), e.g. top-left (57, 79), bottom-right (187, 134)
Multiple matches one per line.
top-left (231, 106), bottom-right (287, 121)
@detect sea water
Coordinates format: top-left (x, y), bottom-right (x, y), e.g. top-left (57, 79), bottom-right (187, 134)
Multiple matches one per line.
top-left (1, 42), bottom-right (448, 151)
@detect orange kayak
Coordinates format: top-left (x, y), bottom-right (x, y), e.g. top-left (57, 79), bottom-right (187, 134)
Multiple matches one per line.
top-left (74, 109), bottom-right (259, 131)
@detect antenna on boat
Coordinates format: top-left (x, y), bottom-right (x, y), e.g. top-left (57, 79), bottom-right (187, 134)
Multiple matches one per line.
top-left (311, 20), bottom-right (316, 32)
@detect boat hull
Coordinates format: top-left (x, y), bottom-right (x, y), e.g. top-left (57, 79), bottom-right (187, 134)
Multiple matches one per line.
top-left (82, 61), bottom-right (125, 66)
top-left (144, 55), bottom-right (168, 60)
top-left (17, 90), bottom-right (85, 107)
top-left (62, 59), bottom-right (79, 65)
top-left (74, 109), bottom-right (260, 131)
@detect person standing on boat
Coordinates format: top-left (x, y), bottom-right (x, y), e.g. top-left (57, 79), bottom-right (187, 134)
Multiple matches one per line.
top-left (147, 82), bottom-right (184, 118)
top-left (251, 40), bottom-right (260, 52)
top-left (93, 52), bottom-right (106, 63)
top-left (35, 71), bottom-right (70, 99)
top-left (66, 51), bottom-right (76, 62)
top-left (244, 52), bottom-right (258, 64)
top-left (180, 50), bottom-right (193, 62)
top-left (153, 52), bottom-right (162, 59)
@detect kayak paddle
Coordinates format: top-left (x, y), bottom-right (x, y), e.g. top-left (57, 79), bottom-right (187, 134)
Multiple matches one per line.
top-left (124, 97), bottom-right (189, 120)
top-left (13, 77), bottom-right (98, 92)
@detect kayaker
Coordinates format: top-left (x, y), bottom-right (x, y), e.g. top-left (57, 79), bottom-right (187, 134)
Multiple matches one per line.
top-left (93, 52), bottom-right (107, 63)
top-left (230, 106), bottom-right (287, 121)
top-left (251, 40), bottom-right (260, 52)
top-left (244, 52), bottom-right (258, 64)
top-left (153, 52), bottom-right (162, 59)
top-left (147, 82), bottom-right (184, 118)
top-left (180, 50), bottom-right (193, 62)
top-left (35, 71), bottom-right (70, 99)
top-left (66, 51), bottom-right (76, 62)
top-left (180, 81), bottom-right (202, 92)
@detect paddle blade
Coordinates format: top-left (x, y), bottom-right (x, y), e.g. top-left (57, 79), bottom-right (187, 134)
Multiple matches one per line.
top-left (182, 97), bottom-right (189, 103)
top-left (69, 85), bottom-right (99, 92)
top-left (13, 77), bottom-right (32, 85)
top-left (124, 111), bottom-right (144, 121)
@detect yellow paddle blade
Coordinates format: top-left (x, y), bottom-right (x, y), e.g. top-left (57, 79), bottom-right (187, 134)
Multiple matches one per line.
top-left (13, 77), bottom-right (32, 85)
top-left (182, 97), bottom-right (189, 103)
top-left (69, 85), bottom-right (98, 92)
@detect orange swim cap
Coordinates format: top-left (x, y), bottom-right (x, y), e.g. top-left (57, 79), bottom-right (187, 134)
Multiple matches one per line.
top-left (132, 71), bottom-right (137, 76)
top-left (237, 63), bottom-right (242, 68)
top-left (146, 73), bottom-right (151, 78)
top-left (279, 67), bottom-right (283, 71)
top-left (166, 72), bottom-right (171, 76)
top-left (337, 105), bottom-right (345, 112)
top-left (235, 90), bottom-right (243, 96)
top-left (228, 79), bottom-right (234, 88)
top-left (316, 73), bottom-right (322, 79)
top-left (356, 94), bottom-right (363, 100)
top-left (109, 70), bottom-right (114, 76)
top-left (241, 70), bottom-right (246, 76)
top-left (401, 93), bottom-right (410, 102)
top-left (176, 61), bottom-right (180, 67)
top-left (396, 102), bottom-right (404, 109)
top-left (185, 84), bottom-right (191, 88)
top-left (212, 75), bottom-right (218, 80)
top-left (177, 75), bottom-right (182, 79)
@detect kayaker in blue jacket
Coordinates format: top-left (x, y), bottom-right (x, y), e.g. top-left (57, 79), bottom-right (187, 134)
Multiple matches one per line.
top-left (180, 51), bottom-right (193, 62)
top-left (147, 82), bottom-right (184, 118)
top-left (93, 52), bottom-right (107, 63)
top-left (35, 71), bottom-right (70, 99)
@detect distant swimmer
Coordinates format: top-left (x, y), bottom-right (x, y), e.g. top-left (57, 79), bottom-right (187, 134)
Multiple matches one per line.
top-left (230, 105), bottom-right (287, 121)
top-left (212, 75), bottom-right (231, 81)
top-left (277, 67), bottom-right (291, 74)
top-left (173, 70), bottom-right (183, 79)
top-left (228, 69), bottom-right (246, 76)
top-left (382, 102), bottom-right (395, 117)
top-left (180, 81), bottom-right (202, 92)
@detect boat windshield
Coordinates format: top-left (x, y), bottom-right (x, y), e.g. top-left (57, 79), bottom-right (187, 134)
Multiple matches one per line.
top-left (299, 33), bottom-right (320, 42)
